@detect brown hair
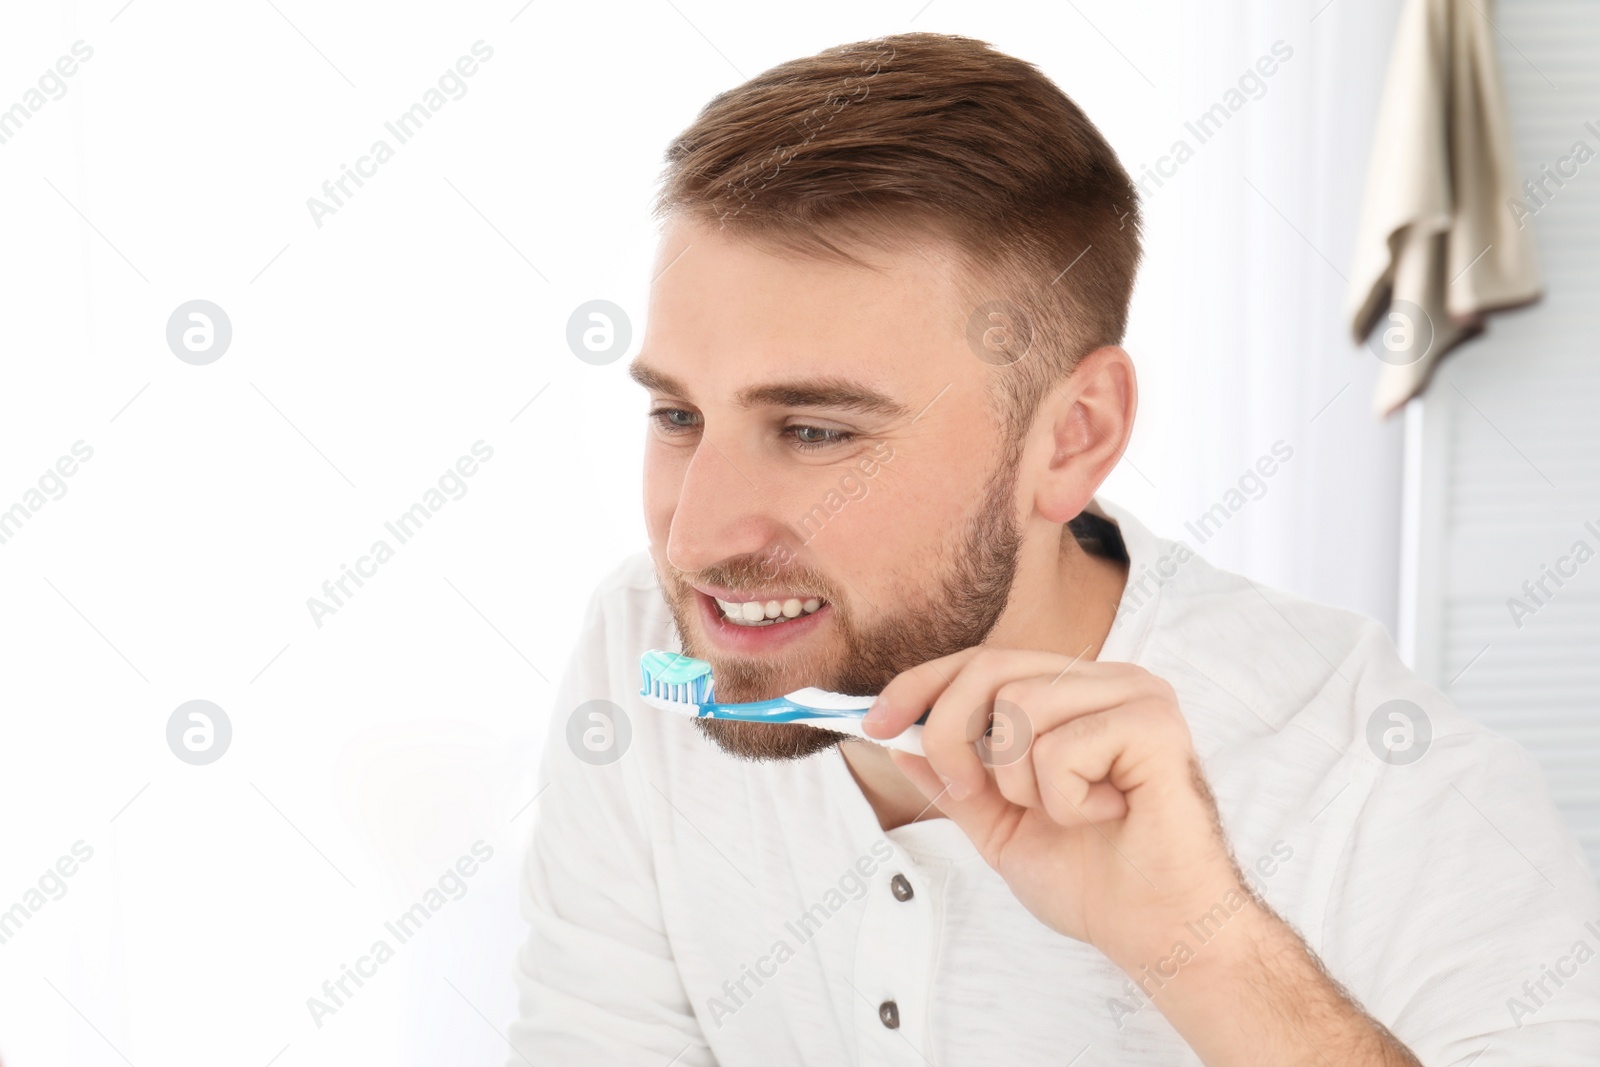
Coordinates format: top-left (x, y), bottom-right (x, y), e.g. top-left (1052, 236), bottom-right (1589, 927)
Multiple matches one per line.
top-left (652, 31), bottom-right (1142, 453)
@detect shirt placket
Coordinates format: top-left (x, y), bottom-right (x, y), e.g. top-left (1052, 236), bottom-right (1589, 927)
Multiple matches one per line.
top-left (853, 843), bottom-right (940, 1064)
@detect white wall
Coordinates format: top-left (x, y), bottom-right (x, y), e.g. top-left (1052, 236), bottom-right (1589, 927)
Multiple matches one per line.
top-left (1107, 0), bottom-right (1406, 631)
top-left (0, 1), bottom-right (1405, 1063)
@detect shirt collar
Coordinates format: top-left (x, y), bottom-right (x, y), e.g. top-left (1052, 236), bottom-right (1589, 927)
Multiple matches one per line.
top-left (1085, 495), bottom-right (1167, 666)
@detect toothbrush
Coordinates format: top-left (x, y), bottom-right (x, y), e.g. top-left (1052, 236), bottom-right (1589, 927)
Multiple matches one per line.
top-left (638, 649), bottom-right (928, 756)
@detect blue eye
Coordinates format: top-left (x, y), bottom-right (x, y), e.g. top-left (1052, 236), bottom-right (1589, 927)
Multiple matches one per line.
top-left (648, 409), bottom-right (699, 434)
top-left (647, 410), bottom-right (856, 452)
top-left (786, 425), bottom-right (855, 451)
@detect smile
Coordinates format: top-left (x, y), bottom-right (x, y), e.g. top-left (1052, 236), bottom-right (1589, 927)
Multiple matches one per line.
top-left (692, 588), bottom-right (833, 652)
top-left (713, 595), bottom-right (827, 627)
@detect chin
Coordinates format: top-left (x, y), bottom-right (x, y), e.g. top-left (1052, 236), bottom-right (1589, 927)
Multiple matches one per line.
top-left (693, 718), bottom-right (853, 762)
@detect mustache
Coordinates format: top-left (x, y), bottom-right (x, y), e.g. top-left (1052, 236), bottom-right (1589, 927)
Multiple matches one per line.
top-left (677, 557), bottom-right (833, 600)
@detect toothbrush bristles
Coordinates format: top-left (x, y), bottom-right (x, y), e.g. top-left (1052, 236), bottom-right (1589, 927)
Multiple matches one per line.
top-left (641, 664), bottom-right (714, 705)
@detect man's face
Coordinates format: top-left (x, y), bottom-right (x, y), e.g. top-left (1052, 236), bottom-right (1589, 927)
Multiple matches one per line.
top-left (633, 218), bottom-right (1027, 760)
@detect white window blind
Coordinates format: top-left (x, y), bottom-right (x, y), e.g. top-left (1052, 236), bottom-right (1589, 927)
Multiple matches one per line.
top-left (1400, 0), bottom-right (1600, 874)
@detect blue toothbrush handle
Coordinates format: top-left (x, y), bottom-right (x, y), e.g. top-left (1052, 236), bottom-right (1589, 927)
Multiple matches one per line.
top-left (696, 698), bottom-right (933, 724)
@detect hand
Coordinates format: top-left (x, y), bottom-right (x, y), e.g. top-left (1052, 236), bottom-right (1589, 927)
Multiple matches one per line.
top-left (863, 647), bottom-right (1247, 968)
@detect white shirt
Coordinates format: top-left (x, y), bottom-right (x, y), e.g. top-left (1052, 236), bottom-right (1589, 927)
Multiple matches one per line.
top-left (504, 498), bottom-right (1600, 1065)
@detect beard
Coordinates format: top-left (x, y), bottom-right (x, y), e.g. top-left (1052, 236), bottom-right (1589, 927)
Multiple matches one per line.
top-left (656, 445), bottom-right (1026, 762)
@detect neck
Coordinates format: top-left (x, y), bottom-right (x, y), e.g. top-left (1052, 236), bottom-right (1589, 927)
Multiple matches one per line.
top-left (839, 524), bottom-right (1128, 832)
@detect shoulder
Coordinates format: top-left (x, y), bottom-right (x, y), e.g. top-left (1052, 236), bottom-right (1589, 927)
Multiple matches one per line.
top-left (1126, 523), bottom-right (1590, 880)
top-left (1127, 528), bottom-right (1490, 767)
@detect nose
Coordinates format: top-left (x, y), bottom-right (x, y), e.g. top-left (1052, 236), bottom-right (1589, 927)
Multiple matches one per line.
top-left (664, 436), bottom-right (790, 580)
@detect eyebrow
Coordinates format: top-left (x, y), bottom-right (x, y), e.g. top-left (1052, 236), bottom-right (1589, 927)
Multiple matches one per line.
top-left (627, 358), bottom-right (912, 420)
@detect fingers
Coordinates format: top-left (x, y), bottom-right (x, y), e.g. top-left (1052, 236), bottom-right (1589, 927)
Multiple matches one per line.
top-left (910, 650), bottom-right (1081, 797)
top-left (1047, 697), bottom-right (1189, 821)
top-left (918, 652), bottom-right (1154, 800)
top-left (869, 647), bottom-right (1191, 831)
top-left (865, 647), bottom-right (1117, 739)
top-left (981, 672), bottom-right (1157, 809)
top-left (862, 646), bottom-right (985, 737)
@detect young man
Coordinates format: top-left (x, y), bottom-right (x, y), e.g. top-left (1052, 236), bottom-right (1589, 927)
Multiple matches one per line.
top-left (505, 32), bottom-right (1600, 1065)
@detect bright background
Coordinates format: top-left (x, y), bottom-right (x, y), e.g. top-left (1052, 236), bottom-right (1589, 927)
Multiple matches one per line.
top-left (1, 0), bottom-right (1591, 1063)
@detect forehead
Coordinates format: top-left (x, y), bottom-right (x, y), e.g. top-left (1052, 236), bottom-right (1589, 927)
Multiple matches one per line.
top-left (638, 217), bottom-right (974, 391)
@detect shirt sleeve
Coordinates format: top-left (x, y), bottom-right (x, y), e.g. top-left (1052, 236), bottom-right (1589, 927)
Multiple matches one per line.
top-left (1321, 728), bottom-right (1600, 1067)
top-left (503, 580), bottom-right (717, 1066)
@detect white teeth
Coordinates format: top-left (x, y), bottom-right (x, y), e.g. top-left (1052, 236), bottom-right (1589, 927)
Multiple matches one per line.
top-left (713, 593), bottom-right (827, 626)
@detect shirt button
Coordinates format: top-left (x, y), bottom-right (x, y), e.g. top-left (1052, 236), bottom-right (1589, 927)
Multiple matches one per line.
top-left (890, 874), bottom-right (914, 902)
top-left (878, 1000), bottom-right (900, 1029)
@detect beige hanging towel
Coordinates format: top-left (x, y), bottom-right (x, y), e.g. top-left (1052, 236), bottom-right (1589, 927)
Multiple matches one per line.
top-left (1346, 0), bottom-right (1541, 416)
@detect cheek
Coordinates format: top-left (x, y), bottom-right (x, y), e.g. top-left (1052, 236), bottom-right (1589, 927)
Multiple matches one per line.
top-left (642, 451), bottom-right (681, 539)
top-left (814, 452), bottom-right (982, 588)
top-left (796, 480), bottom-right (905, 579)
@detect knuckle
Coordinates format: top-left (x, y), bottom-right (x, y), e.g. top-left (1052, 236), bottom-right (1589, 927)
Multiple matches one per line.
top-left (1065, 710), bottom-right (1106, 744)
top-left (1030, 726), bottom-right (1070, 772)
top-left (967, 648), bottom-right (997, 675)
top-left (993, 678), bottom-right (1033, 711)
top-left (1142, 695), bottom-right (1191, 742)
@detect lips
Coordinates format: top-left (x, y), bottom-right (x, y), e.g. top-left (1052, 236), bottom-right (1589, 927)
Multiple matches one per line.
top-left (694, 588), bottom-right (831, 653)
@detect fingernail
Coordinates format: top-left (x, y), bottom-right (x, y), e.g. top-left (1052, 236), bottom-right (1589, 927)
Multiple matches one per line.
top-left (941, 775), bottom-right (970, 801)
top-left (863, 700), bottom-right (888, 726)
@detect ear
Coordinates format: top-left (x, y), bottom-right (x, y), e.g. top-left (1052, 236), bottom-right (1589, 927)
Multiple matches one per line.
top-left (1032, 345), bottom-right (1137, 524)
